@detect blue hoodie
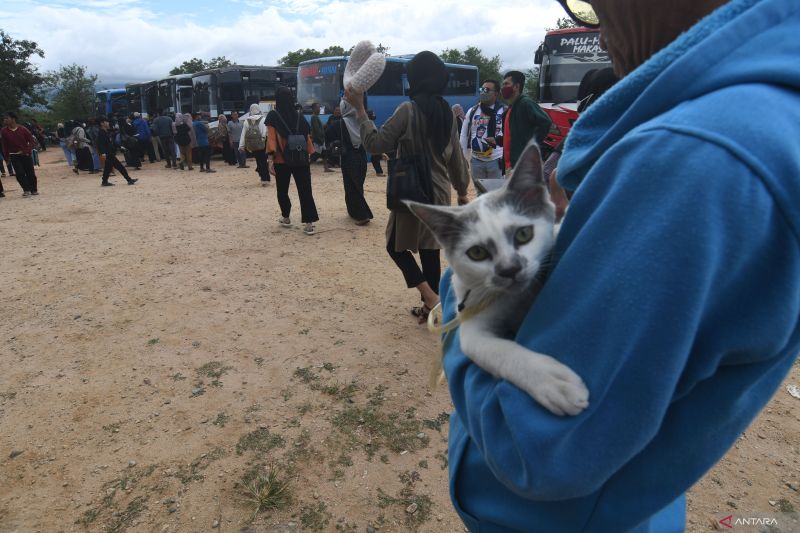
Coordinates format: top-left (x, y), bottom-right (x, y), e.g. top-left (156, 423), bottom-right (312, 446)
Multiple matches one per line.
top-left (440, 1), bottom-right (800, 531)
top-left (132, 117), bottom-right (151, 140)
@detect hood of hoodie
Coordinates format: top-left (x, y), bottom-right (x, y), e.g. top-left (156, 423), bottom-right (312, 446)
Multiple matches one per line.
top-left (559, 0), bottom-right (800, 191)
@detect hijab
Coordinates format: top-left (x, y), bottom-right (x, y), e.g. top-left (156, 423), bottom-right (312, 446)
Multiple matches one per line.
top-left (266, 86), bottom-right (310, 138)
top-left (406, 51), bottom-right (453, 154)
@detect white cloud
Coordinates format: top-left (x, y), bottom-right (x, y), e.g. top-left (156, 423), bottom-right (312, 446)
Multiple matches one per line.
top-left (2, 0), bottom-right (567, 83)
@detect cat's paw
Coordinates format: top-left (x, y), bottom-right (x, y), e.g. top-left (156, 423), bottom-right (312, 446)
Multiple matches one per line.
top-left (526, 363), bottom-right (589, 417)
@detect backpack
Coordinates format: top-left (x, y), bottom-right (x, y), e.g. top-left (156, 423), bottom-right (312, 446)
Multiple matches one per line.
top-left (174, 123), bottom-right (191, 146)
top-left (276, 113), bottom-right (309, 167)
top-left (244, 117), bottom-right (265, 152)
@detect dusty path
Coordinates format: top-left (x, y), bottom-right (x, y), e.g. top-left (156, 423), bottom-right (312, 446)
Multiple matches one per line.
top-left (0, 148), bottom-right (797, 532)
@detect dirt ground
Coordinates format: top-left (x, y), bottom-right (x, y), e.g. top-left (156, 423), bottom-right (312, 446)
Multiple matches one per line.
top-left (0, 148), bottom-right (798, 533)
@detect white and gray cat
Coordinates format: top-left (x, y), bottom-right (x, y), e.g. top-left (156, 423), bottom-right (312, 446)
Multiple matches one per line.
top-left (405, 142), bottom-right (589, 416)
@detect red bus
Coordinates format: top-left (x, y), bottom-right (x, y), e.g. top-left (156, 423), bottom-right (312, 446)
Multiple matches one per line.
top-left (534, 27), bottom-right (612, 151)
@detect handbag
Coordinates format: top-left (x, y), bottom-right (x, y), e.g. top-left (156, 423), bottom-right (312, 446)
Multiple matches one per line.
top-left (386, 103), bottom-right (433, 212)
top-left (276, 113), bottom-right (309, 167)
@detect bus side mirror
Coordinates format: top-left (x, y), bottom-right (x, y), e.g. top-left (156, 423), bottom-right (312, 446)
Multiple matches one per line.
top-left (534, 48), bottom-right (543, 65)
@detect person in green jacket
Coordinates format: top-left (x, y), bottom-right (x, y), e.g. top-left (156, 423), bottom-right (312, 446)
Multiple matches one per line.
top-left (500, 70), bottom-right (552, 170)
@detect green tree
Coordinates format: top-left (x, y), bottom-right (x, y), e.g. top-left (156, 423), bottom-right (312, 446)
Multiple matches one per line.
top-left (524, 67), bottom-right (540, 100)
top-left (547, 17), bottom-right (579, 31)
top-left (43, 64), bottom-right (98, 121)
top-left (278, 46), bottom-right (348, 67)
top-left (169, 56), bottom-right (235, 75)
top-left (0, 29), bottom-right (45, 112)
top-left (439, 46), bottom-right (503, 84)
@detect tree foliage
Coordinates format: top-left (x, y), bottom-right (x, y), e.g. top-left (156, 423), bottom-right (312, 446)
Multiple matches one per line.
top-left (0, 29), bottom-right (45, 112)
top-left (547, 17), bottom-right (579, 31)
top-left (169, 56), bottom-right (234, 75)
top-left (439, 46), bottom-right (503, 84)
top-left (43, 64), bottom-right (98, 121)
top-left (524, 67), bottom-right (540, 100)
top-left (277, 46), bottom-right (348, 67)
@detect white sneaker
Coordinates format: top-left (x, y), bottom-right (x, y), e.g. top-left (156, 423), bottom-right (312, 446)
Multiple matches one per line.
top-left (278, 217), bottom-right (291, 227)
top-left (303, 223), bottom-right (316, 235)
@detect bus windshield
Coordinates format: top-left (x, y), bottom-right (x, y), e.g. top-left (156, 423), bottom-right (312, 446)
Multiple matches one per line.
top-left (297, 61), bottom-right (345, 114)
top-left (538, 29), bottom-right (610, 104)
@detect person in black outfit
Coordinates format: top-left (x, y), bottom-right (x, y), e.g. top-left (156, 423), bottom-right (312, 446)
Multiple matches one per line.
top-left (97, 117), bottom-right (137, 186)
top-left (328, 100), bottom-right (373, 225)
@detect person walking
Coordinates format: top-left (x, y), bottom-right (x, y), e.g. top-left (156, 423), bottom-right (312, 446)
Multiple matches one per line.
top-left (460, 79), bottom-right (506, 186)
top-left (118, 116), bottom-right (141, 170)
top-left (265, 86), bottom-right (319, 235)
top-left (152, 109), bottom-right (177, 169)
top-left (217, 115), bottom-right (237, 166)
top-left (310, 102), bottom-right (331, 172)
top-left (344, 51), bottom-right (470, 322)
top-left (500, 70), bottom-right (552, 170)
top-left (239, 104), bottom-right (269, 185)
top-left (132, 112), bottom-right (156, 163)
top-left (334, 96), bottom-right (373, 225)
top-left (69, 121), bottom-right (97, 174)
top-left (227, 111), bottom-right (247, 168)
top-left (56, 122), bottom-right (73, 168)
top-left (97, 117), bottom-right (137, 187)
top-left (1, 112), bottom-right (40, 197)
top-left (174, 113), bottom-right (194, 170)
top-left (192, 112), bottom-right (215, 173)
top-left (438, 0), bottom-right (800, 532)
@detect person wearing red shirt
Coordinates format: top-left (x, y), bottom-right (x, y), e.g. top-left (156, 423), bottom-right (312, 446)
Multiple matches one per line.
top-left (0, 112), bottom-right (39, 197)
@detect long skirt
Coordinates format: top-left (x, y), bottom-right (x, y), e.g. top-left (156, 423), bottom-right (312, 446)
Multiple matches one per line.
top-left (75, 147), bottom-right (94, 171)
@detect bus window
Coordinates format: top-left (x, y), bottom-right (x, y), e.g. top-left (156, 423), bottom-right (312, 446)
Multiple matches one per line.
top-left (444, 67), bottom-right (478, 96)
top-left (368, 62), bottom-right (404, 96)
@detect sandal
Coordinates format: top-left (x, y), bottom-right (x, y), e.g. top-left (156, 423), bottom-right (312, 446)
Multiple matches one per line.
top-left (410, 304), bottom-right (432, 325)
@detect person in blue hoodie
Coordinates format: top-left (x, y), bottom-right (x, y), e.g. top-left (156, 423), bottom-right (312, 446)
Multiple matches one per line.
top-left (132, 112), bottom-right (156, 164)
top-left (440, 0), bottom-right (800, 532)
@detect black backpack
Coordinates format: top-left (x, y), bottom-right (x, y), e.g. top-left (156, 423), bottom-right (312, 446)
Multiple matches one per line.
top-left (276, 113), bottom-right (309, 167)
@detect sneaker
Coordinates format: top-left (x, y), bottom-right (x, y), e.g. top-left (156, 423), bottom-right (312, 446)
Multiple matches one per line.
top-left (31, 191), bottom-right (39, 196)
top-left (101, 182), bottom-right (115, 186)
top-left (127, 178), bottom-right (138, 185)
top-left (22, 191), bottom-right (30, 197)
top-left (303, 223), bottom-right (316, 235)
top-left (354, 218), bottom-right (370, 226)
top-left (261, 180), bottom-right (269, 187)
top-left (278, 217), bottom-right (291, 228)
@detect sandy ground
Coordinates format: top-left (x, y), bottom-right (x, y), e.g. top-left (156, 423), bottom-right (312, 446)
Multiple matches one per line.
top-left (0, 148), bottom-right (798, 533)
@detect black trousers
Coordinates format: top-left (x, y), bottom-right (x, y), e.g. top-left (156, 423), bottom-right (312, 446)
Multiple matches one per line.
top-left (9, 154), bottom-right (37, 193)
top-left (386, 224), bottom-right (440, 293)
top-left (371, 155), bottom-right (383, 174)
top-left (102, 153), bottom-right (131, 183)
top-left (139, 138), bottom-right (156, 163)
top-left (252, 149), bottom-right (269, 181)
top-left (274, 163), bottom-right (319, 223)
top-left (341, 149), bottom-right (372, 221)
top-left (198, 146), bottom-right (212, 169)
top-left (159, 137), bottom-right (176, 167)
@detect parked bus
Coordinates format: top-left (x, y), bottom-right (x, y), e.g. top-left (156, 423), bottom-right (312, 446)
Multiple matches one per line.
top-left (125, 82), bottom-right (144, 117)
top-left (534, 27), bottom-right (612, 150)
top-left (95, 88), bottom-right (128, 117)
top-left (192, 66), bottom-right (297, 117)
top-left (156, 74), bottom-right (193, 115)
top-left (296, 55), bottom-right (479, 127)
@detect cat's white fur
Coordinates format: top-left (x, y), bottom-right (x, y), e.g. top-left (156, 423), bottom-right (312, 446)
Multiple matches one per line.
top-left (406, 142), bottom-right (589, 416)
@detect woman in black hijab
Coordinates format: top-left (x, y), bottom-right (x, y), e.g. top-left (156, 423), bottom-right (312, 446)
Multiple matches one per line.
top-left (265, 86), bottom-right (319, 235)
top-left (344, 51), bottom-right (470, 324)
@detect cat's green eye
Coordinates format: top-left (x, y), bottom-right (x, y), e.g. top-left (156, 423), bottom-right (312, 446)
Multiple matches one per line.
top-left (466, 246), bottom-right (490, 261)
top-left (515, 226), bottom-right (534, 245)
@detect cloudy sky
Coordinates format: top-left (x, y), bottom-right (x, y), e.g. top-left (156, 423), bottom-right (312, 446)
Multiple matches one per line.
top-left (1, 0), bottom-right (567, 85)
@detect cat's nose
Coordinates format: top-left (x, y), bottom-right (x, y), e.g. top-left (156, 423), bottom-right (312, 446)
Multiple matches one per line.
top-left (495, 262), bottom-right (522, 280)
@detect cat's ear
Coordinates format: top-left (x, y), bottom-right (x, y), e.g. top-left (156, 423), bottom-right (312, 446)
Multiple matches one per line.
top-left (404, 201), bottom-right (463, 247)
top-left (507, 140), bottom-right (546, 192)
